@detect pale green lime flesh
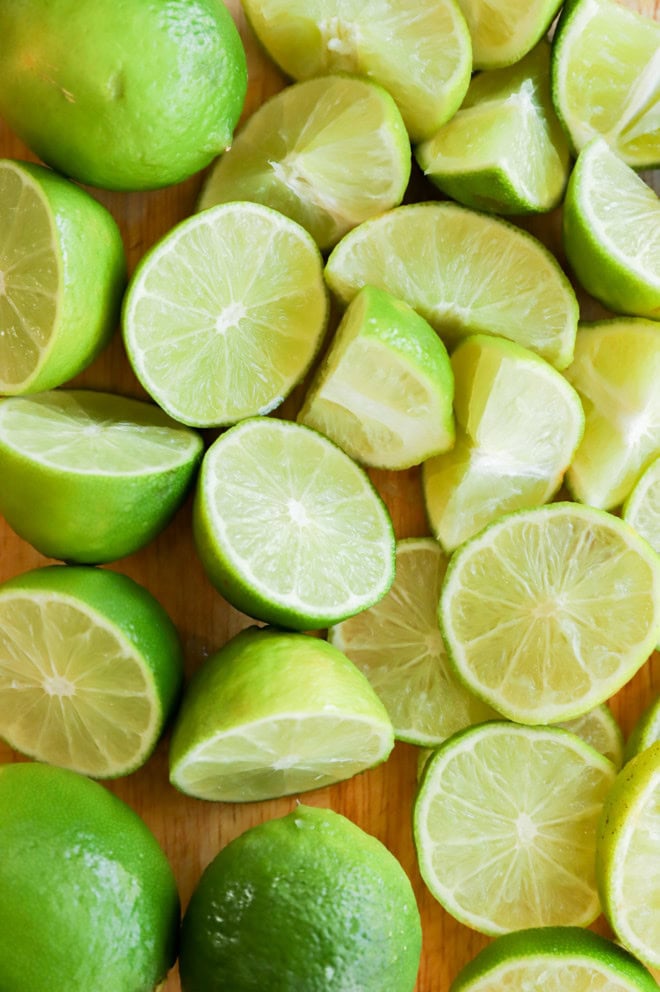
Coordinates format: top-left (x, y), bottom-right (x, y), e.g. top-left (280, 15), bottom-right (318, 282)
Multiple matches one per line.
top-left (558, 703), bottom-right (624, 769)
top-left (456, 0), bottom-right (562, 68)
top-left (624, 456), bottom-right (660, 555)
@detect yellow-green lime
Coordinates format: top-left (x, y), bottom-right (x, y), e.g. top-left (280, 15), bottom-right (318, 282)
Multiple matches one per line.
top-left (198, 75), bottom-right (411, 251)
top-left (329, 539), bottom-right (497, 747)
top-left (179, 805), bottom-right (421, 992)
top-left (439, 503), bottom-right (660, 724)
top-left (122, 202), bottom-right (328, 428)
top-left (624, 456), bottom-right (660, 554)
top-left (559, 703), bottom-right (624, 769)
top-left (0, 762), bottom-right (179, 992)
top-left (0, 0), bottom-right (247, 190)
top-left (0, 159), bottom-right (125, 394)
top-left (325, 202), bottom-right (578, 369)
top-left (0, 565), bottom-right (183, 778)
top-left (456, 0), bottom-right (563, 68)
top-left (193, 417), bottom-right (395, 629)
top-left (416, 41), bottom-right (570, 214)
top-left (624, 695), bottom-right (660, 760)
top-left (169, 627), bottom-right (394, 802)
top-left (423, 335), bottom-right (584, 552)
top-left (0, 390), bottom-right (203, 563)
top-left (596, 741), bottom-right (660, 967)
top-left (564, 318), bottom-right (660, 510)
top-left (298, 285), bottom-right (455, 470)
top-left (239, 0), bottom-right (472, 142)
top-left (414, 721), bottom-right (616, 934)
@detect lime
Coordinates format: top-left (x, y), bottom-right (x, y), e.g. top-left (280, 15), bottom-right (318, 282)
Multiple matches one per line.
top-left (179, 804), bottom-right (421, 991)
top-left (169, 626), bottom-right (394, 802)
top-left (0, 762), bottom-right (179, 992)
top-left (122, 202), bottom-right (328, 428)
top-left (0, 565), bottom-right (183, 778)
top-left (563, 138), bottom-right (660, 318)
top-left (414, 721), bottom-right (616, 934)
top-left (416, 41), bottom-right (570, 214)
top-left (193, 417), bottom-right (395, 629)
top-left (564, 318), bottom-right (660, 510)
top-left (423, 335), bottom-right (584, 552)
top-left (325, 202), bottom-right (578, 369)
top-left (198, 74), bottom-right (411, 251)
top-left (625, 695), bottom-right (660, 759)
top-left (624, 456), bottom-right (660, 555)
top-left (551, 0), bottom-right (660, 167)
top-left (456, 0), bottom-right (563, 69)
top-left (0, 159), bottom-right (125, 394)
top-left (329, 539), bottom-right (497, 747)
top-left (0, 0), bottom-right (247, 190)
top-left (596, 741), bottom-right (660, 967)
top-left (559, 703), bottom-right (624, 769)
top-left (298, 285), bottom-right (455, 470)
top-left (439, 502), bottom-right (660, 725)
top-left (0, 390), bottom-right (203, 563)
top-left (239, 0), bottom-right (472, 142)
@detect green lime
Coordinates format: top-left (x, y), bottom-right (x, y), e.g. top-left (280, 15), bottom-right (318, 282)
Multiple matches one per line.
top-left (298, 285), bottom-right (455, 470)
top-left (179, 804), bottom-right (421, 991)
top-left (169, 626), bottom-right (394, 802)
top-left (0, 0), bottom-right (247, 190)
top-left (559, 703), bottom-right (624, 769)
top-left (0, 159), bottom-right (125, 394)
top-left (0, 390), bottom-right (203, 563)
top-left (0, 761), bottom-right (179, 992)
top-left (325, 202), bottom-right (578, 369)
top-left (0, 565), bottom-right (183, 778)
top-left (624, 695), bottom-right (660, 760)
top-left (456, 0), bottom-right (563, 69)
top-left (624, 456), bottom-right (660, 555)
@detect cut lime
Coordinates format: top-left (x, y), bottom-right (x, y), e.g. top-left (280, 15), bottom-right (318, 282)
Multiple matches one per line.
top-left (559, 703), bottom-right (624, 769)
top-left (0, 159), bottom-right (125, 394)
top-left (0, 389), bottom-right (203, 563)
top-left (624, 456), bottom-right (660, 555)
top-left (564, 318), bottom-right (660, 510)
top-left (198, 75), bottom-right (411, 251)
top-left (239, 0), bottom-right (472, 141)
top-left (551, 0), bottom-right (660, 167)
top-left (325, 203), bottom-right (578, 369)
top-left (416, 41), bottom-right (570, 214)
top-left (298, 285), bottom-right (454, 470)
top-left (0, 565), bottom-right (183, 778)
top-left (193, 417), bottom-right (395, 629)
top-left (625, 695), bottom-right (660, 760)
top-left (456, 0), bottom-right (562, 69)
top-left (122, 201), bottom-right (328, 428)
top-left (439, 502), bottom-right (660, 725)
top-left (423, 335), bottom-right (584, 552)
top-left (169, 627), bottom-right (394, 802)
top-left (414, 721), bottom-right (616, 934)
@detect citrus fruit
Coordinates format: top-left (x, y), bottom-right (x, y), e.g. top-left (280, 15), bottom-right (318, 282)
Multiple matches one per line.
top-left (563, 138), bottom-right (660, 318)
top-left (624, 456), bottom-right (660, 555)
top-left (456, 0), bottom-right (563, 69)
top-left (193, 417), bottom-right (395, 629)
top-left (239, 0), bottom-right (472, 141)
top-left (559, 703), bottom-right (624, 769)
top-left (122, 202), bottom-right (328, 428)
top-left (422, 335), bottom-right (584, 552)
top-left (325, 202), bottom-right (578, 369)
top-left (596, 741), bottom-right (660, 967)
top-left (0, 390), bottom-right (203, 563)
top-left (0, 0), bottom-right (247, 190)
top-left (297, 285), bottom-right (455, 470)
top-left (416, 41), bottom-right (570, 214)
top-left (0, 159), bottom-right (125, 395)
top-left (624, 694), bottom-right (660, 759)
top-left (198, 74), bottom-right (411, 251)
top-left (564, 318), bottom-right (660, 510)
top-left (0, 564), bottom-right (183, 778)
top-left (179, 804), bottom-right (421, 992)
top-left (439, 502), bottom-right (660, 725)
top-left (0, 761), bottom-right (179, 992)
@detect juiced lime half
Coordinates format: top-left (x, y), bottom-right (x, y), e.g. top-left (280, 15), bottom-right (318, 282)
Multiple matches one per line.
top-left (456, 0), bottom-right (563, 68)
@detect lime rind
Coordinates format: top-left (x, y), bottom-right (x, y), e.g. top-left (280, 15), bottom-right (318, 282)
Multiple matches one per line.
top-left (624, 694), bottom-right (660, 760)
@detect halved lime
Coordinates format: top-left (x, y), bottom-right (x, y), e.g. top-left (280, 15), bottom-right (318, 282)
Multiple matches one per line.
top-left (559, 703), bottom-right (624, 769)
top-left (456, 0), bottom-right (562, 69)
top-left (122, 201), bottom-right (328, 427)
top-left (169, 627), bottom-right (394, 802)
top-left (624, 456), bottom-right (660, 555)
top-left (439, 503), bottom-right (660, 724)
top-left (325, 202), bottom-right (578, 369)
top-left (624, 694), bottom-right (660, 759)
top-left (0, 565), bottom-right (183, 778)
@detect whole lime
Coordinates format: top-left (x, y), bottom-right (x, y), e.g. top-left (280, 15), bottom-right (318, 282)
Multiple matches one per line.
top-left (179, 805), bottom-right (422, 992)
top-left (0, 0), bottom-right (247, 191)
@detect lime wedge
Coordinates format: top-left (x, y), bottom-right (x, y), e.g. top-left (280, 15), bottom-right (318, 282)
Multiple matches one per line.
top-left (624, 694), bottom-right (660, 760)
top-left (439, 503), bottom-right (660, 724)
top-left (559, 703), bottom-right (624, 769)
top-left (169, 627), bottom-right (394, 802)
top-left (122, 202), bottom-right (328, 427)
top-left (414, 721), bottom-right (616, 933)
top-left (325, 203), bottom-right (578, 369)
top-left (456, 0), bottom-right (562, 69)
top-left (0, 565), bottom-right (183, 778)
top-left (624, 456), bottom-right (660, 555)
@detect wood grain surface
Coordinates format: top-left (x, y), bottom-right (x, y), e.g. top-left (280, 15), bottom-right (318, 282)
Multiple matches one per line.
top-left (0, 4), bottom-right (658, 990)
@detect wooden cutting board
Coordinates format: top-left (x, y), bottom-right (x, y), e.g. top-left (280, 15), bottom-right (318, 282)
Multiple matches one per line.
top-left (0, 4), bottom-right (658, 989)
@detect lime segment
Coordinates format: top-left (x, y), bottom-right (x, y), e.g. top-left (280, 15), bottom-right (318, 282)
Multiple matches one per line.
top-left (559, 703), bottom-right (624, 769)
top-left (456, 0), bottom-right (562, 68)
top-left (624, 456), bottom-right (660, 555)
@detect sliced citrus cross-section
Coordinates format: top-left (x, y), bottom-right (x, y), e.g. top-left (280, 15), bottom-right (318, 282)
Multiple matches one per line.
top-left (624, 456), bottom-right (660, 556)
